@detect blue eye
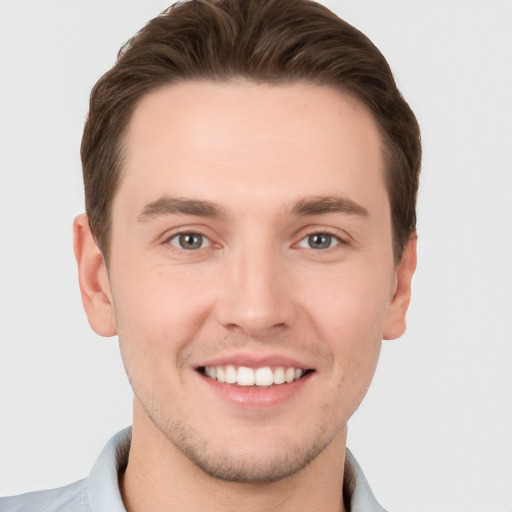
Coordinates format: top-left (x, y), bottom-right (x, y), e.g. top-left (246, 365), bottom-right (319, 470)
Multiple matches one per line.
top-left (298, 233), bottom-right (340, 250)
top-left (169, 233), bottom-right (210, 250)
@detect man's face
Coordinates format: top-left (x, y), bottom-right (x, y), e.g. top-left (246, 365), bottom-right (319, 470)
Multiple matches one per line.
top-left (81, 82), bottom-right (414, 483)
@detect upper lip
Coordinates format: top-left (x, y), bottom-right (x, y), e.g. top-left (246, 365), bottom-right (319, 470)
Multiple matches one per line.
top-left (197, 352), bottom-right (314, 370)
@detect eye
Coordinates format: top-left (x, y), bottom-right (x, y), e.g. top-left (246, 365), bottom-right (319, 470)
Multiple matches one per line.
top-left (168, 233), bottom-right (210, 250)
top-left (298, 233), bottom-right (341, 250)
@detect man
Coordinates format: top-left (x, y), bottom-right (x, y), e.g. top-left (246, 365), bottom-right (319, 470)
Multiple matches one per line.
top-left (1, 0), bottom-right (420, 510)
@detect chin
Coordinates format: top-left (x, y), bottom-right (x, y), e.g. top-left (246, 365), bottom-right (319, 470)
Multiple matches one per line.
top-left (176, 440), bottom-right (330, 484)
top-left (155, 415), bottom-right (341, 484)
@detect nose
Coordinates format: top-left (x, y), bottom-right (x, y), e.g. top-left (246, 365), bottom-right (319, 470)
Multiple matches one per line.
top-left (214, 243), bottom-right (297, 338)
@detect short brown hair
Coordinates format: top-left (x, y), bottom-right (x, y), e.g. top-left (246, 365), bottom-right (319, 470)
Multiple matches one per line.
top-left (81, 0), bottom-right (421, 264)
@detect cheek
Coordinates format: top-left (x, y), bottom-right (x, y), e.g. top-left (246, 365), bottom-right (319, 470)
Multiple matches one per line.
top-left (304, 264), bottom-right (390, 378)
top-left (113, 263), bottom-right (214, 339)
top-left (111, 268), bottom-right (211, 398)
top-left (110, 269), bottom-right (218, 399)
top-left (307, 262), bottom-right (392, 334)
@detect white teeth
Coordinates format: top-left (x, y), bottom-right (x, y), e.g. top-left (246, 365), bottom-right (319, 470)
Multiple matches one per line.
top-left (273, 367), bottom-right (285, 384)
top-left (255, 367), bottom-right (274, 386)
top-left (237, 366), bottom-right (255, 386)
top-left (203, 365), bottom-right (307, 386)
top-left (225, 365), bottom-right (237, 384)
top-left (216, 366), bottom-right (226, 383)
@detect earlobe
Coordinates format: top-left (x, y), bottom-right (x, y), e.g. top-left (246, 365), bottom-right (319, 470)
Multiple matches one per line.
top-left (383, 235), bottom-right (417, 340)
top-left (73, 214), bottom-right (117, 337)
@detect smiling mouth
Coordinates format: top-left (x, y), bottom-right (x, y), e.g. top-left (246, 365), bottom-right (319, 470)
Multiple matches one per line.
top-left (198, 365), bottom-right (314, 387)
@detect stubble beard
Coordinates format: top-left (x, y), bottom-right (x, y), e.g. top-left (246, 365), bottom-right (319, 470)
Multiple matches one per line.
top-left (142, 400), bottom-right (340, 484)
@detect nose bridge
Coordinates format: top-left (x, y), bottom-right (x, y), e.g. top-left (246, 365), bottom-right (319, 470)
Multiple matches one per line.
top-left (216, 235), bottom-right (295, 336)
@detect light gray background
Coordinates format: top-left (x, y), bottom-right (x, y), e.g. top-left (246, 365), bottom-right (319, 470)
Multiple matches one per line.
top-left (1, 1), bottom-right (511, 511)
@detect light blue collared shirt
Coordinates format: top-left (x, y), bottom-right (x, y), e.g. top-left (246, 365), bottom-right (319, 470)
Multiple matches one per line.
top-left (0, 428), bottom-right (387, 511)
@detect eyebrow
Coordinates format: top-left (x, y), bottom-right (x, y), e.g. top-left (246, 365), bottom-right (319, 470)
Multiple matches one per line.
top-left (137, 194), bottom-right (368, 223)
top-left (292, 195), bottom-right (369, 217)
top-left (138, 197), bottom-right (225, 222)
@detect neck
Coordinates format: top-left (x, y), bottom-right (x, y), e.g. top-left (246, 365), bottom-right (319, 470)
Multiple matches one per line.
top-left (120, 402), bottom-right (347, 512)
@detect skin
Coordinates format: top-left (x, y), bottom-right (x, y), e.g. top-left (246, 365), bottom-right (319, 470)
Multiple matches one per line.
top-left (74, 81), bottom-right (416, 512)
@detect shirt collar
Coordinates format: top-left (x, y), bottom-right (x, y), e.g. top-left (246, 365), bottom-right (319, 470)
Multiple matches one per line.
top-left (86, 427), bottom-right (130, 511)
top-left (86, 427), bottom-right (386, 512)
top-left (344, 449), bottom-right (388, 512)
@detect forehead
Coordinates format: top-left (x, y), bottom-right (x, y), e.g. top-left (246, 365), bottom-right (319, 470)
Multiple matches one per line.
top-left (117, 81), bottom-right (386, 216)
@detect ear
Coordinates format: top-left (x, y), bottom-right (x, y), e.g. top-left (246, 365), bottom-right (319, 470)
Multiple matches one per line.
top-left (73, 214), bottom-right (117, 337)
top-left (383, 235), bottom-right (417, 340)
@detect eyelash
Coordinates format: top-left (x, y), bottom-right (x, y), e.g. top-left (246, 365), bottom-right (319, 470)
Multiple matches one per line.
top-left (296, 231), bottom-right (344, 250)
top-left (166, 232), bottom-right (212, 251)
top-left (164, 229), bottom-right (346, 253)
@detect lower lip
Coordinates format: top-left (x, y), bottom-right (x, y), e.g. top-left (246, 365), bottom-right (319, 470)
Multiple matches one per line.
top-left (199, 372), bottom-right (313, 409)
